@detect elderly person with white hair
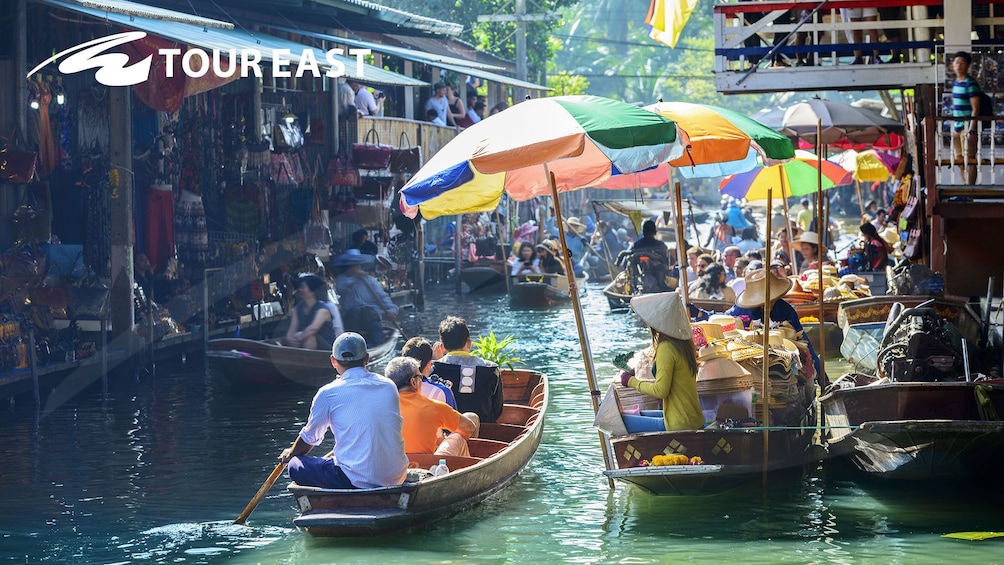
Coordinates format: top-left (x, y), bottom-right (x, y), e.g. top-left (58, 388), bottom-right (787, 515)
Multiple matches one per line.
top-left (385, 357), bottom-right (480, 457)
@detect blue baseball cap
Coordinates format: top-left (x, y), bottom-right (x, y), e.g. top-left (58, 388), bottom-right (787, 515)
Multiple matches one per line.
top-left (332, 332), bottom-right (368, 361)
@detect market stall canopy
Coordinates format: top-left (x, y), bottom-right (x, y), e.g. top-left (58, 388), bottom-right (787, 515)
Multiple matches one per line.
top-left (39, 0), bottom-right (428, 88)
top-left (262, 25), bottom-right (551, 91)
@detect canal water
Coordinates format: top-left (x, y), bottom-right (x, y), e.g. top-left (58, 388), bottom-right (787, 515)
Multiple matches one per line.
top-left (3, 284), bottom-right (1003, 564)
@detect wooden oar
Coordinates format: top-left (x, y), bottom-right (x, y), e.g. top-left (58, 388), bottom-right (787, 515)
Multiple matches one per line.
top-left (234, 447), bottom-right (294, 525)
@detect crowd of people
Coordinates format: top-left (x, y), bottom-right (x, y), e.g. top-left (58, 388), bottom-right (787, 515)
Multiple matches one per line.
top-left (279, 315), bottom-right (503, 490)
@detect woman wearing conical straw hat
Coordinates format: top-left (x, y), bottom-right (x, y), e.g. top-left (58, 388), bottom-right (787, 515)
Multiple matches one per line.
top-left (689, 268), bottom-right (822, 380)
top-left (619, 292), bottom-right (704, 432)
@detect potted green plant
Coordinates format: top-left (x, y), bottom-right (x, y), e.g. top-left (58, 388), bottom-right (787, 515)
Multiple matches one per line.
top-left (471, 331), bottom-right (522, 374)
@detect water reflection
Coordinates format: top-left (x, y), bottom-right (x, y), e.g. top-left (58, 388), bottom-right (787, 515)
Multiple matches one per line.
top-left (2, 283), bottom-right (1004, 563)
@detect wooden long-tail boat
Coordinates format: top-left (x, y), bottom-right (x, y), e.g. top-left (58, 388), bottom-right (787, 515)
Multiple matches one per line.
top-left (461, 259), bottom-right (508, 293)
top-left (207, 328), bottom-right (399, 387)
top-left (820, 373), bottom-right (1004, 481)
top-left (509, 272), bottom-right (587, 307)
top-left (287, 369), bottom-right (547, 537)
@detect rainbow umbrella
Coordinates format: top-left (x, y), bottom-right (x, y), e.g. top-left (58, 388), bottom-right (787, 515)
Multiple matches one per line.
top-left (645, 101), bottom-right (795, 178)
top-left (400, 95), bottom-right (682, 219)
top-left (719, 150), bottom-right (850, 201)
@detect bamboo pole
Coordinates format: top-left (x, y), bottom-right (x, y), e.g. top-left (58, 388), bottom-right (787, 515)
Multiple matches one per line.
top-left (855, 179), bottom-right (866, 221)
top-left (495, 208), bottom-right (511, 292)
top-left (544, 165), bottom-right (615, 487)
top-left (673, 178), bottom-right (690, 306)
top-left (780, 172), bottom-right (797, 276)
top-left (817, 121), bottom-right (827, 385)
top-left (762, 185), bottom-right (773, 488)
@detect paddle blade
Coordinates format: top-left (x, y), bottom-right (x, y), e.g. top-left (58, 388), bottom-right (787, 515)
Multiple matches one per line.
top-left (234, 460), bottom-right (288, 525)
top-left (942, 532), bottom-right (1004, 541)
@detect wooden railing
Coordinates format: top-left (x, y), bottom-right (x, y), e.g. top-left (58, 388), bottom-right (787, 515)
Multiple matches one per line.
top-left (356, 116), bottom-right (459, 166)
top-left (713, 0), bottom-right (1004, 72)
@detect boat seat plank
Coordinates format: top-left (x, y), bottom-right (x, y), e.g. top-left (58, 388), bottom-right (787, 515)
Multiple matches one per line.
top-left (408, 453), bottom-right (482, 471)
top-left (497, 404), bottom-right (539, 426)
top-left (478, 422), bottom-right (526, 443)
top-left (468, 438), bottom-right (509, 458)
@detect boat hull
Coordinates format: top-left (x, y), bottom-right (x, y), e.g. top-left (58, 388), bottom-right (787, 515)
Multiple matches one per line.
top-left (821, 380), bottom-right (1004, 480)
top-left (287, 370), bottom-right (547, 536)
top-left (207, 330), bottom-right (399, 387)
top-left (509, 274), bottom-right (586, 307)
top-left (605, 427), bottom-right (815, 495)
top-left (462, 263), bottom-right (508, 293)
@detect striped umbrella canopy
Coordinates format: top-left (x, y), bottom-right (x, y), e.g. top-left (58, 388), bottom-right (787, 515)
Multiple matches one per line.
top-left (400, 95), bottom-right (682, 219)
top-left (833, 149), bottom-right (901, 182)
top-left (719, 150), bottom-right (851, 201)
top-left (645, 101), bottom-right (795, 178)
top-left (782, 98), bottom-right (905, 145)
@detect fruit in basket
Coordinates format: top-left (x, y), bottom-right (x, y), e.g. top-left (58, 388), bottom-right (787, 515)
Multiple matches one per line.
top-left (689, 456), bottom-right (703, 465)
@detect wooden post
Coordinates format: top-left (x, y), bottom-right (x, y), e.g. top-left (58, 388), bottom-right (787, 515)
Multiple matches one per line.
top-left (762, 186), bottom-right (773, 487)
top-left (416, 220), bottom-right (426, 311)
top-left (673, 175), bottom-right (690, 305)
top-left (455, 214), bottom-right (463, 295)
top-left (816, 121), bottom-right (827, 384)
top-left (544, 165), bottom-right (615, 487)
top-left (108, 87), bottom-right (135, 357)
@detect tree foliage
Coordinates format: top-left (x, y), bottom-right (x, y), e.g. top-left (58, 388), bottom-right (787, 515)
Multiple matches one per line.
top-left (386, 0), bottom-right (576, 82)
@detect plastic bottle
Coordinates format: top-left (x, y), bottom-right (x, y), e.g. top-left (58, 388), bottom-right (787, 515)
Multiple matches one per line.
top-left (431, 458), bottom-right (450, 477)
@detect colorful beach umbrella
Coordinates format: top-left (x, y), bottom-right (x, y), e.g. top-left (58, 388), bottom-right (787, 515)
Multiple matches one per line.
top-left (719, 150), bottom-right (850, 201)
top-left (645, 101), bottom-right (795, 178)
top-left (400, 95), bottom-right (682, 219)
top-left (832, 149), bottom-right (900, 182)
top-left (781, 98), bottom-right (905, 145)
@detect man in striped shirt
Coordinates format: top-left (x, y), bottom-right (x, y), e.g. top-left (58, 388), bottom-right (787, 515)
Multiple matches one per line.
top-left (952, 51), bottom-right (981, 184)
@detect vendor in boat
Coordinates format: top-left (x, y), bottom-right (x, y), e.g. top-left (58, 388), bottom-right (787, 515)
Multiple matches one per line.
top-left (690, 269), bottom-right (821, 378)
top-left (535, 240), bottom-right (565, 277)
top-left (510, 242), bottom-right (541, 279)
top-left (285, 273), bottom-right (338, 351)
top-left (333, 249), bottom-right (398, 346)
top-left (279, 333), bottom-right (408, 489)
top-left (619, 292), bottom-right (704, 432)
top-left (386, 356), bottom-right (480, 457)
top-left (793, 231), bottom-right (830, 273)
top-left (625, 219), bottom-right (669, 261)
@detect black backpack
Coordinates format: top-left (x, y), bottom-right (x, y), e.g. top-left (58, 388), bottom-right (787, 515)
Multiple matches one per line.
top-left (975, 84), bottom-right (993, 129)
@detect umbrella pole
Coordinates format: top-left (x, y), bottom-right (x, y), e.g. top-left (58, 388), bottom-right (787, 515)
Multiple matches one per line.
top-left (496, 208), bottom-right (511, 293)
top-left (592, 200), bottom-right (618, 278)
top-left (674, 179), bottom-right (690, 306)
top-left (780, 177), bottom-right (797, 276)
top-left (817, 121), bottom-right (827, 386)
top-left (855, 180), bottom-right (865, 221)
top-left (544, 165), bottom-right (615, 488)
top-left (762, 186), bottom-right (773, 488)
top-left (455, 214), bottom-right (463, 295)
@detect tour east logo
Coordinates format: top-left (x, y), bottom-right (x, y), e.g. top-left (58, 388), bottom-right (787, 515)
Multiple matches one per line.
top-left (27, 31), bottom-right (370, 86)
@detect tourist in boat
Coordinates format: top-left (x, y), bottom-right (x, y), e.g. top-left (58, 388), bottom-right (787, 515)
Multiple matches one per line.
top-left (793, 230), bottom-right (829, 273)
top-left (349, 228), bottom-right (379, 256)
top-left (770, 225), bottom-right (797, 268)
top-left (535, 240), bottom-right (565, 277)
top-left (386, 356), bottom-right (479, 456)
top-left (285, 273), bottom-right (338, 351)
top-left (688, 263), bottom-right (737, 304)
top-left (691, 269), bottom-right (821, 378)
top-left (859, 222), bottom-right (890, 271)
top-left (431, 316), bottom-right (504, 423)
top-left (279, 333), bottom-right (408, 489)
top-left (333, 249), bottom-right (398, 346)
top-left (401, 337), bottom-right (457, 409)
top-left (619, 292), bottom-right (704, 432)
top-left (510, 242), bottom-right (541, 279)
top-left (722, 245), bottom-right (743, 282)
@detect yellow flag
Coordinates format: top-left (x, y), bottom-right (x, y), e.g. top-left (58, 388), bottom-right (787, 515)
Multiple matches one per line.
top-left (647, 0), bottom-right (699, 49)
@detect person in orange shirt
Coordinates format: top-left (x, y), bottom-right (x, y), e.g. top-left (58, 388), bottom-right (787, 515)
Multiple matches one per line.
top-left (385, 357), bottom-right (479, 455)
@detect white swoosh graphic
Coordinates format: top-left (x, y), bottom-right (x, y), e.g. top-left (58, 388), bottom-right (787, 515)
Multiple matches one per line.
top-left (27, 31), bottom-right (152, 87)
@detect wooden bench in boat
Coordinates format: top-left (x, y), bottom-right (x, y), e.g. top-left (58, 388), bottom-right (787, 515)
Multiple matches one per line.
top-left (479, 422), bottom-right (527, 443)
top-left (497, 404), bottom-right (540, 426)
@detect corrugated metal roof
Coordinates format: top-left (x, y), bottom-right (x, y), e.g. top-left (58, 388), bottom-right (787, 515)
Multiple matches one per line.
top-left (312, 0), bottom-right (463, 36)
top-left (73, 0), bottom-right (233, 29)
top-left (263, 25), bottom-right (549, 91)
top-left (40, 0), bottom-right (428, 87)
top-left (265, 24), bottom-right (505, 72)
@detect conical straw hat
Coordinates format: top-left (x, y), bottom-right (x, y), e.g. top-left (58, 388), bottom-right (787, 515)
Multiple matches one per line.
top-left (736, 269), bottom-right (794, 308)
top-left (630, 292), bottom-right (692, 340)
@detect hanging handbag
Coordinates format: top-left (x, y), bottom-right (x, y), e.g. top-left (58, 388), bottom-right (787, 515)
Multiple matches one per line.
top-left (352, 127), bottom-right (392, 170)
top-left (304, 190), bottom-right (332, 260)
top-left (12, 186), bottom-right (51, 245)
top-left (30, 262), bottom-right (69, 319)
top-left (272, 120), bottom-right (304, 151)
top-left (903, 226), bottom-right (923, 260)
top-left (1, 246), bottom-right (43, 293)
top-left (389, 131), bottom-right (422, 174)
top-left (327, 152), bottom-right (360, 187)
top-left (0, 127), bottom-right (39, 184)
top-left (68, 269), bottom-right (110, 320)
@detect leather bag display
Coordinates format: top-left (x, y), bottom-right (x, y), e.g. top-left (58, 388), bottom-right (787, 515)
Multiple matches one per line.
top-left (389, 132), bottom-right (422, 174)
top-left (0, 127), bottom-right (38, 184)
top-left (352, 127), bottom-right (392, 170)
